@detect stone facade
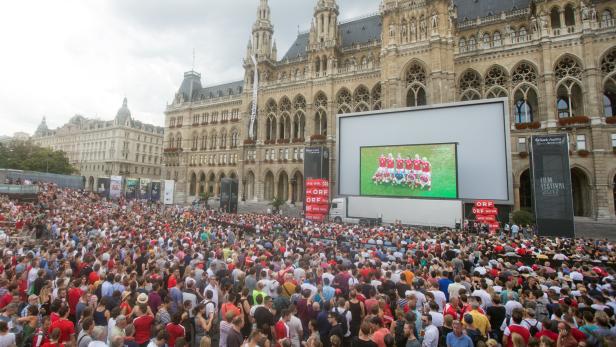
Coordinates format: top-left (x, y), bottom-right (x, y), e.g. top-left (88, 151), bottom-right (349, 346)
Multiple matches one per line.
top-left (33, 98), bottom-right (165, 190)
top-left (164, 0), bottom-right (616, 220)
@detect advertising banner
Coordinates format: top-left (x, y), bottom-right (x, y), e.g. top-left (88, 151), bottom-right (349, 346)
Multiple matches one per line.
top-left (163, 180), bottom-right (175, 205)
top-left (150, 181), bottom-right (161, 202)
top-left (125, 178), bottom-right (139, 200)
top-left (304, 147), bottom-right (329, 180)
top-left (471, 200), bottom-right (499, 232)
top-left (96, 178), bottom-right (110, 198)
top-left (530, 135), bottom-right (575, 238)
top-left (360, 143), bottom-right (458, 199)
top-left (139, 178), bottom-right (151, 200)
top-left (305, 178), bottom-right (329, 221)
top-left (109, 176), bottom-right (122, 199)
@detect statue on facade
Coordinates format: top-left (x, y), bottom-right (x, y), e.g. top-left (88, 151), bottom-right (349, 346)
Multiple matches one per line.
top-left (420, 17), bottom-right (427, 38)
top-left (410, 18), bottom-right (417, 40)
top-left (432, 12), bottom-right (438, 29)
top-left (580, 1), bottom-right (590, 21)
top-left (530, 16), bottom-right (538, 33)
top-left (591, 6), bottom-right (597, 21)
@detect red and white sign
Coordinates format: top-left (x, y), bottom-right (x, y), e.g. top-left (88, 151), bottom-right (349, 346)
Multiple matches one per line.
top-left (305, 179), bottom-right (330, 222)
top-left (472, 200), bottom-right (499, 232)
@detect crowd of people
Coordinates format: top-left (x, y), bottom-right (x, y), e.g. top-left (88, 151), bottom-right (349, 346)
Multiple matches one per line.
top-left (0, 184), bottom-right (615, 347)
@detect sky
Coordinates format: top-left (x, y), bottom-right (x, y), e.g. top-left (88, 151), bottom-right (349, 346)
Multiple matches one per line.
top-left (0, 0), bottom-right (378, 137)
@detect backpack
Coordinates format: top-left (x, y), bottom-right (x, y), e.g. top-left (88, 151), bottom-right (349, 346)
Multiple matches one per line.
top-left (524, 319), bottom-right (540, 336)
top-left (333, 308), bottom-right (349, 336)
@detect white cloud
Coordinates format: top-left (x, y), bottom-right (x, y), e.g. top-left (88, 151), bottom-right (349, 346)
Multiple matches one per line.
top-left (0, 0), bottom-right (378, 136)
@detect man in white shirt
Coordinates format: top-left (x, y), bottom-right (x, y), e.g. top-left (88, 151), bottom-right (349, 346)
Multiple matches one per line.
top-left (448, 276), bottom-right (466, 299)
top-left (472, 282), bottom-right (493, 309)
top-left (203, 277), bottom-right (219, 308)
top-left (421, 314), bottom-right (439, 347)
top-left (287, 306), bottom-right (303, 347)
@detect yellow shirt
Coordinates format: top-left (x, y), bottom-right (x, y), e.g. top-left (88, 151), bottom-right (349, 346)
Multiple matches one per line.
top-left (467, 309), bottom-right (491, 336)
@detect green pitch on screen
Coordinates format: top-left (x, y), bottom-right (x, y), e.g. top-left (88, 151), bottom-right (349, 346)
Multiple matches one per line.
top-left (360, 144), bottom-right (458, 199)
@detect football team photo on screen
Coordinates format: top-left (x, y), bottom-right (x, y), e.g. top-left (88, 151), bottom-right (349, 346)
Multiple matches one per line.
top-left (360, 144), bottom-right (458, 199)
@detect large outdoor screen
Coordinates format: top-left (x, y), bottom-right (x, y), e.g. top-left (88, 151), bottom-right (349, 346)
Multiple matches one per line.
top-left (337, 100), bottom-right (513, 203)
top-left (360, 144), bottom-right (458, 199)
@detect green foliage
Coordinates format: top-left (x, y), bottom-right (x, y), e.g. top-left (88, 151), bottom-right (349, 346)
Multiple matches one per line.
top-left (0, 141), bottom-right (75, 175)
top-left (269, 197), bottom-right (286, 212)
top-left (511, 209), bottom-right (535, 226)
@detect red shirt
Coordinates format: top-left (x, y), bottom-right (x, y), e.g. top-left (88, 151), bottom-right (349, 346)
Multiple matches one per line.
top-left (133, 315), bottom-right (154, 344)
top-left (167, 275), bottom-right (177, 289)
top-left (379, 157), bottom-right (386, 168)
top-left (41, 342), bottom-right (64, 347)
top-left (413, 160), bottom-right (422, 170)
top-left (535, 329), bottom-right (558, 342)
top-left (422, 162), bottom-right (431, 172)
top-left (444, 303), bottom-right (459, 320)
top-left (221, 302), bottom-right (241, 319)
top-left (48, 318), bottom-right (75, 344)
top-left (386, 158), bottom-right (394, 169)
top-left (0, 292), bottom-right (13, 309)
top-left (67, 288), bottom-right (83, 315)
top-left (396, 159), bottom-right (404, 170)
top-left (88, 272), bottom-right (100, 285)
top-left (274, 320), bottom-right (289, 347)
top-left (165, 323), bottom-right (185, 347)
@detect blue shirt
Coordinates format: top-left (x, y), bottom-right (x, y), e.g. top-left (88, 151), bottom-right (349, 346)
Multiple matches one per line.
top-left (438, 278), bottom-right (453, 300)
top-left (101, 281), bottom-right (114, 298)
top-left (322, 285), bottom-right (335, 302)
top-left (446, 332), bottom-right (474, 347)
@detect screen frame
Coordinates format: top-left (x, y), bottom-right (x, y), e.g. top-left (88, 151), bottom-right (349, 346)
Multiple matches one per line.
top-left (358, 142), bottom-right (459, 200)
top-left (336, 98), bottom-right (513, 205)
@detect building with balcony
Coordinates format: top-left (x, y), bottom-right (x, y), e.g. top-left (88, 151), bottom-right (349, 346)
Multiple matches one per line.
top-left (32, 98), bottom-right (165, 190)
top-left (164, 0), bottom-right (616, 220)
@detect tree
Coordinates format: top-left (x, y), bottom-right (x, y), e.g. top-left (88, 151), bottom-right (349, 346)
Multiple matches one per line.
top-left (269, 197), bottom-right (286, 213)
top-left (0, 141), bottom-right (75, 175)
top-left (511, 209), bottom-right (535, 226)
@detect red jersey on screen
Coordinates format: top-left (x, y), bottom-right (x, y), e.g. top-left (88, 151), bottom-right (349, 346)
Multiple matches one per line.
top-left (396, 159), bottom-right (404, 170)
top-left (387, 158), bottom-right (395, 169)
top-left (422, 161), bottom-right (431, 172)
top-left (379, 156), bottom-right (387, 167)
top-left (413, 160), bottom-right (422, 170)
top-left (405, 159), bottom-right (413, 170)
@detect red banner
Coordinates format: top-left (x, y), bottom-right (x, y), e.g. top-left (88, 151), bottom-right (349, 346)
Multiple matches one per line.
top-left (472, 200), bottom-right (499, 232)
top-left (305, 179), bottom-right (330, 221)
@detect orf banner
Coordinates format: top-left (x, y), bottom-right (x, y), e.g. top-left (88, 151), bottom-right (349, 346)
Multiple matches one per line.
top-left (125, 178), bottom-right (139, 200)
top-left (96, 178), bottom-right (110, 198)
top-left (305, 178), bottom-right (329, 221)
top-left (163, 180), bottom-right (175, 205)
top-left (150, 181), bottom-right (161, 202)
top-left (530, 134), bottom-right (575, 238)
top-left (109, 176), bottom-right (122, 199)
top-left (139, 178), bottom-right (151, 200)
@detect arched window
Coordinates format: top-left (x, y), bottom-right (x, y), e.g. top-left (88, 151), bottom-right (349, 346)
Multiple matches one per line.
top-left (176, 134), bottom-right (182, 149)
top-left (550, 7), bottom-right (561, 29)
top-left (485, 65), bottom-right (508, 89)
top-left (279, 114), bottom-right (291, 139)
top-left (515, 100), bottom-right (533, 123)
top-left (293, 112), bottom-right (305, 139)
top-left (518, 27), bottom-right (527, 42)
top-left (231, 130), bottom-right (239, 148)
top-left (372, 84), bottom-right (382, 110)
top-left (354, 85), bottom-right (370, 104)
top-left (601, 47), bottom-right (616, 116)
top-left (405, 62), bottom-right (428, 107)
top-left (514, 85), bottom-right (539, 123)
top-left (315, 109), bottom-right (327, 136)
top-left (265, 115), bottom-right (277, 141)
top-left (482, 33), bottom-right (490, 48)
top-left (468, 36), bottom-right (476, 51)
top-left (458, 69), bottom-right (483, 101)
top-left (210, 132), bottom-right (217, 150)
top-left (192, 132), bottom-right (198, 150)
top-left (314, 92), bottom-right (328, 109)
top-left (493, 32), bottom-right (502, 47)
top-left (168, 134), bottom-right (175, 149)
top-left (564, 4), bottom-right (575, 27)
top-left (601, 9), bottom-right (613, 26)
top-left (293, 95), bottom-right (306, 111)
top-left (219, 130), bottom-right (227, 149)
top-left (512, 62), bottom-right (538, 86)
top-left (315, 56), bottom-right (321, 74)
top-left (555, 56), bottom-right (584, 117)
top-left (200, 132), bottom-right (207, 150)
top-left (279, 97), bottom-right (292, 113)
top-left (336, 88), bottom-right (352, 114)
top-left (459, 38), bottom-right (467, 53)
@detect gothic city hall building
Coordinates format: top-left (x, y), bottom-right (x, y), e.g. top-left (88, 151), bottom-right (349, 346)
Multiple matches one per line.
top-left (163, 0), bottom-right (616, 219)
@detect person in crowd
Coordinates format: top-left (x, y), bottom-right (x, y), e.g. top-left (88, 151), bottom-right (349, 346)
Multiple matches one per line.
top-left (0, 184), bottom-right (614, 347)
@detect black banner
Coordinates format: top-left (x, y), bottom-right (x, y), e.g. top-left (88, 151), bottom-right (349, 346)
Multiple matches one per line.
top-left (96, 178), bottom-right (110, 198)
top-left (150, 182), bottom-right (161, 202)
top-left (530, 134), bottom-right (575, 238)
top-left (220, 178), bottom-right (239, 213)
top-left (304, 146), bottom-right (329, 180)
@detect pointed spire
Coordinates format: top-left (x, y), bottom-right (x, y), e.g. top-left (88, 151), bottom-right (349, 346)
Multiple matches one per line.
top-left (122, 97), bottom-right (128, 107)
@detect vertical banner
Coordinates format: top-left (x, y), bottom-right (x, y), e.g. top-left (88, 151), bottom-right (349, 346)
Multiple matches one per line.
top-left (471, 200), bottom-right (499, 232)
top-left (96, 178), bottom-right (110, 198)
top-left (163, 180), bottom-right (175, 205)
top-left (150, 181), bottom-right (161, 202)
top-left (220, 178), bottom-right (239, 213)
top-left (125, 178), bottom-right (139, 200)
top-left (305, 179), bottom-right (330, 222)
top-left (139, 178), bottom-right (151, 200)
top-left (109, 176), bottom-right (123, 199)
top-left (304, 146), bottom-right (330, 180)
top-left (530, 134), bottom-right (575, 238)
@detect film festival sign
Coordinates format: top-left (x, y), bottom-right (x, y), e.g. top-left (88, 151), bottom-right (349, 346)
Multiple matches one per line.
top-left (530, 135), bottom-right (575, 238)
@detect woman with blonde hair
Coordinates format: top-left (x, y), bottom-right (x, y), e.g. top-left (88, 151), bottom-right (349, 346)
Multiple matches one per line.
top-left (198, 335), bottom-right (211, 347)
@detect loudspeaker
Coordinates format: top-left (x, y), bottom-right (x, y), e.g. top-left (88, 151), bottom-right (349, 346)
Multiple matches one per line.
top-left (304, 146), bottom-right (329, 180)
top-left (220, 178), bottom-right (239, 213)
